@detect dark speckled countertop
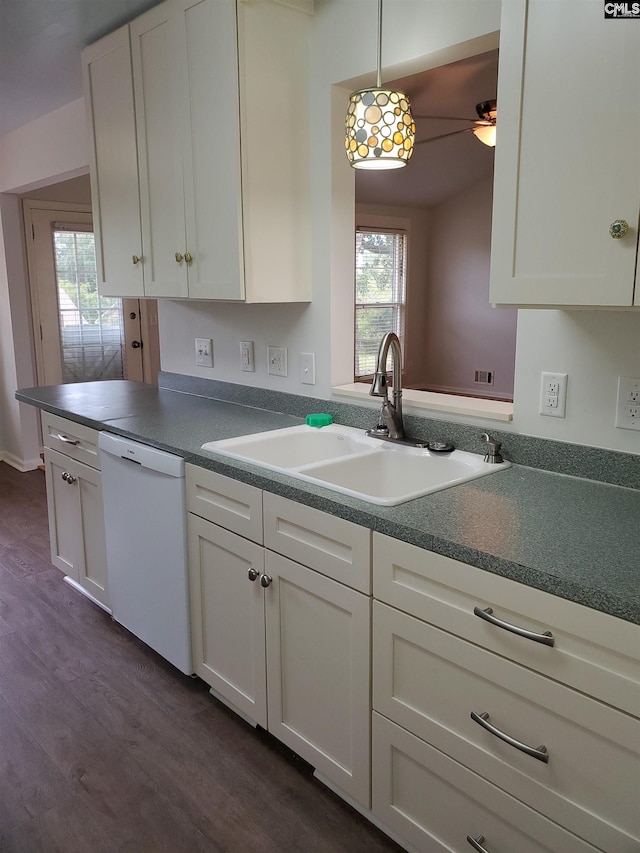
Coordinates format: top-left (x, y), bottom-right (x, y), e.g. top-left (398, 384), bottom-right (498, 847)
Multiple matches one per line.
top-left (16, 380), bottom-right (640, 625)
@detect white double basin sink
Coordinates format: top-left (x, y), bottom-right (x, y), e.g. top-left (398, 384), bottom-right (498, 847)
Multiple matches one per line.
top-left (202, 423), bottom-right (511, 506)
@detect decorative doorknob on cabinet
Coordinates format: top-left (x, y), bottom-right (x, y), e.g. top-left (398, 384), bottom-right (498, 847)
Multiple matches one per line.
top-left (184, 251), bottom-right (193, 263)
top-left (175, 252), bottom-right (184, 263)
top-left (132, 254), bottom-right (141, 265)
top-left (609, 219), bottom-right (629, 239)
top-left (247, 568), bottom-right (259, 582)
top-left (260, 573), bottom-right (273, 588)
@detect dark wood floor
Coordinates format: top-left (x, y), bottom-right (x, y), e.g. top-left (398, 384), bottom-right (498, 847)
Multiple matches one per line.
top-left (0, 462), bottom-right (402, 853)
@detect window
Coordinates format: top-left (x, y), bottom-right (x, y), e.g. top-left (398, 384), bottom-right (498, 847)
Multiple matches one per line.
top-left (354, 228), bottom-right (407, 379)
top-left (53, 227), bottom-right (125, 382)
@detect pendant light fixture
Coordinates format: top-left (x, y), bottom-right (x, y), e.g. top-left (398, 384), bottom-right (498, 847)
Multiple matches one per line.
top-left (344, 0), bottom-right (415, 170)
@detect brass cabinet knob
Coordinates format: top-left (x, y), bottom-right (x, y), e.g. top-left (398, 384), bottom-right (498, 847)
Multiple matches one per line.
top-left (175, 252), bottom-right (184, 263)
top-left (132, 254), bottom-right (141, 265)
top-left (184, 251), bottom-right (193, 264)
top-left (609, 219), bottom-right (629, 239)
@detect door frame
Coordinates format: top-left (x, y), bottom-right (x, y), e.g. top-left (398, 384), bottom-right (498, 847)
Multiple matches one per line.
top-left (23, 199), bottom-right (158, 385)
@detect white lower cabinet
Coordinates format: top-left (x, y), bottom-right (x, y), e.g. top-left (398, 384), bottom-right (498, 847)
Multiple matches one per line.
top-left (42, 415), bottom-right (109, 608)
top-left (186, 467), bottom-right (371, 807)
top-left (188, 515), bottom-right (267, 727)
top-left (186, 466), bottom-right (639, 850)
top-left (372, 713), bottom-right (598, 853)
top-left (264, 549), bottom-right (370, 806)
top-left (372, 533), bottom-right (640, 853)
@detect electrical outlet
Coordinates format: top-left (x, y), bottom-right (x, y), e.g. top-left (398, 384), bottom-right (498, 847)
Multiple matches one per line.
top-left (539, 371), bottom-right (567, 418)
top-left (300, 352), bottom-right (316, 385)
top-left (267, 346), bottom-right (287, 377)
top-left (615, 376), bottom-right (640, 431)
top-left (240, 341), bottom-right (255, 372)
top-left (195, 337), bottom-right (213, 368)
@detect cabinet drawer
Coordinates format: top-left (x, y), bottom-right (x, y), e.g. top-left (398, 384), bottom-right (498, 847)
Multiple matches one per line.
top-left (374, 533), bottom-right (640, 716)
top-left (186, 465), bottom-right (262, 544)
top-left (374, 602), bottom-right (639, 852)
top-left (263, 493), bottom-right (371, 593)
top-left (41, 411), bottom-right (100, 469)
top-left (372, 713), bottom-right (598, 853)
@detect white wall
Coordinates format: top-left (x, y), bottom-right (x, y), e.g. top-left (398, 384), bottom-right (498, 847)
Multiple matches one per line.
top-left (425, 177), bottom-right (517, 400)
top-left (513, 310), bottom-right (640, 453)
top-left (0, 100), bottom-right (89, 468)
top-left (0, 195), bottom-right (42, 469)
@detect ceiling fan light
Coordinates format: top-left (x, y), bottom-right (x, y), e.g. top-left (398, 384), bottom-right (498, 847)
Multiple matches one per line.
top-left (345, 87), bottom-right (416, 169)
top-left (472, 123), bottom-right (496, 147)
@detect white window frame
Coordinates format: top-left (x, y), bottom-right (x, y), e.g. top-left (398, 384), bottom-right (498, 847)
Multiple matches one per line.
top-left (354, 227), bottom-right (407, 380)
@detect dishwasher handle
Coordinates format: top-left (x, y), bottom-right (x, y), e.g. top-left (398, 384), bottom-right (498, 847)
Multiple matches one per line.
top-left (98, 432), bottom-right (184, 477)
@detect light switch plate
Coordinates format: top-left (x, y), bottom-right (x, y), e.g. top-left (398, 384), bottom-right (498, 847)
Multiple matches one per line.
top-left (240, 341), bottom-right (255, 372)
top-left (301, 352), bottom-right (315, 385)
top-left (267, 346), bottom-right (287, 377)
top-left (195, 337), bottom-right (213, 368)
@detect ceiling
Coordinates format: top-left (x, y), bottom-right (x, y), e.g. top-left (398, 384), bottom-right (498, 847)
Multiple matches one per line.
top-left (0, 2), bottom-right (497, 208)
top-left (355, 50), bottom-right (499, 209)
top-left (0, 0), bottom-right (165, 137)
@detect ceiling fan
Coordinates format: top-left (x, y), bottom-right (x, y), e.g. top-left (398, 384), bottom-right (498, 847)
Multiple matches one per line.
top-left (414, 99), bottom-right (497, 147)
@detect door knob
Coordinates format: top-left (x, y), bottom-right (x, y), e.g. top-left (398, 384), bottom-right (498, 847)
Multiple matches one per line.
top-left (184, 251), bottom-right (193, 263)
top-left (609, 219), bottom-right (629, 239)
top-left (260, 573), bottom-right (273, 588)
top-left (131, 340), bottom-right (142, 349)
top-left (247, 568), bottom-right (259, 582)
top-left (132, 254), bottom-right (141, 265)
top-left (175, 252), bottom-right (184, 263)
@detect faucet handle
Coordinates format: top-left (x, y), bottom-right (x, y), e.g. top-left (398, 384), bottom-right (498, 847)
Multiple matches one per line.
top-left (481, 432), bottom-right (504, 464)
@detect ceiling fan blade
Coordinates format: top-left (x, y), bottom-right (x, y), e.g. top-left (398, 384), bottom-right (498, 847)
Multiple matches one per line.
top-left (414, 115), bottom-right (479, 122)
top-left (415, 127), bottom-right (475, 145)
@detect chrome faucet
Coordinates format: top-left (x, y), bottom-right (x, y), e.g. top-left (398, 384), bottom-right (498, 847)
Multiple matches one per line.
top-left (368, 332), bottom-right (405, 441)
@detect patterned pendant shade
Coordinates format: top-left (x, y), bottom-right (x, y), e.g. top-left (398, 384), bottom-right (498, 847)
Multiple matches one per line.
top-left (345, 87), bottom-right (415, 169)
top-left (345, 0), bottom-right (415, 170)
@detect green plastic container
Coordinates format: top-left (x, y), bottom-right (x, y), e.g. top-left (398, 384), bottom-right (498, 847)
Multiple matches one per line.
top-left (305, 413), bottom-right (333, 428)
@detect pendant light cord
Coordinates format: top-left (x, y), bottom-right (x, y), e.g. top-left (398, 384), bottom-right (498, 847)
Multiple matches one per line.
top-left (376, 0), bottom-right (383, 88)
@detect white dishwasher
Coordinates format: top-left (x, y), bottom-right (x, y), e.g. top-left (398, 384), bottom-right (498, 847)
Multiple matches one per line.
top-left (98, 432), bottom-right (192, 674)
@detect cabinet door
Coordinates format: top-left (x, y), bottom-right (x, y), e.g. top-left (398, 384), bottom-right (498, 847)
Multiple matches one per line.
top-left (264, 550), bottom-right (371, 807)
top-left (490, 0), bottom-right (640, 307)
top-left (82, 27), bottom-right (144, 298)
top-left (188, 515), bottom-right (267, 727)
top-left (130, 1), bottom-right (188, 299)
top-left (237, 0), bottom-right (311, 303)
top-left (44, 449), bottom-right (109, 607)
top-left (176, 0), bottom-right (244, 300)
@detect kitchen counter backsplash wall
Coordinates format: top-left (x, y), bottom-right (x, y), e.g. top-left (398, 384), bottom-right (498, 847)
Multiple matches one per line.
top-left (159, 372), bottom-right (640, 490)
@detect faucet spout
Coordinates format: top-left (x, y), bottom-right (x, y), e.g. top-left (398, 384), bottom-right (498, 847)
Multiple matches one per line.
top-left (369, 332), bottom-right (405, 440)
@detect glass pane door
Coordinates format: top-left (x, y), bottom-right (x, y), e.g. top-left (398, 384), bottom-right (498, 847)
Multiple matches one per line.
top-left (53, 229), bottom-right (125, 382)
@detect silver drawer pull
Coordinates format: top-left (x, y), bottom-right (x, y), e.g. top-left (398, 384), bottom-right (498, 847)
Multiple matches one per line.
top-left (471, 711), bottom-right (549, 763)
top-left (56, 433), bottom-right (80, 446)
top-left (473, 606), bottom-right (555, 647)
top-left (467, 836), bottom-right (491, 853)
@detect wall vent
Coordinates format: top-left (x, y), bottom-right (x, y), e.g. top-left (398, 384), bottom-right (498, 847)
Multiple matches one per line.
top-left (474, 370), bottom-right (494, 385)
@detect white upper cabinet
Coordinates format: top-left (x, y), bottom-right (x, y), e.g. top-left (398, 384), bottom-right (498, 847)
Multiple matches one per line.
top-left (83, 0), bottom-right (311, 302)
top-left (130, 1), bottom-right (189, 298)
top-left (176, 0), bottom-right (244, 300)
top-left (490, 0), bottom-right (640, 307)
top-left (82, 27), bottom-right (145, 298)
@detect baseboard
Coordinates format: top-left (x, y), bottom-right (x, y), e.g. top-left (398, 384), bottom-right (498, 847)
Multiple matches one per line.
top-left (1, 452), bottom-right (42, 472)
